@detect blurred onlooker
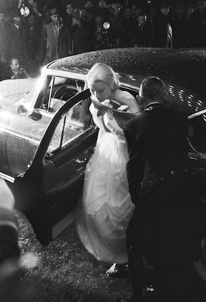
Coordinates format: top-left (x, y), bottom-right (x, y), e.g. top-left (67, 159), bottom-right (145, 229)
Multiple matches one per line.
top-left (80, 8), bottom-right (86, 20)
top-left (59, 7), bottom-right (88, 57)
top-left (131, 5), bottom-right (143, 24)
top-left (152, 4), bottom-right (173, 48)
top-left (37, 7), bottom-right (63, 65)
top-left (187, 0), bottom-right (206, 47)
top-left (131, 4), bottom-right (137, 20)
top-left (88, 14), bottom-right (105, 50)
top-left (129, 4), bottom-right (141, 24)
top-left (84, 6), bottom-right (95, 23)
top-left (120, 7), bottom-right (135, 47)
top-left (71, 9), bottom-right (88, 54)
top-left (63, 2), bottom-right (74, 27)
top-left (134, 5), bottom-right (143, 19)
top-left (186, 6), bottom-right (194, 20)
top-left (149, 5), bottom-right (158, 22)
top-left (133, 14), bottom-right (153, 47)
top-left (97, 0), bottom-right (108, 20)
top-left (41, 6), bottom-right (51, 26)
top-left (9, 57), bottom-right (29, 79)
top-left (172, 4), bottom-right (190, 48)
top-left (27, 0), bottom-right (42, 33)
top-left (58, 10), bottom-right (73, 57)
top-left (24, 13), bottom-right (41, 72)
top-left (107, 3), bottom-right (123, 47)
top-left (15, 0), bottom-right (24, 12)
top-left (27, 0), bottom-right (42, 18)
top-left (0, 12), bottom-right (10, 80)
top-left (7, 8), bottom-right (29, 68)
top-left (0, 12), bottom-right (9, 64)
top-left (19, 1), bottom-right (30, 18)
top-left (83, 7), bottom-right (96, 51)
top-left (84, 1), bottom-right (94, 10)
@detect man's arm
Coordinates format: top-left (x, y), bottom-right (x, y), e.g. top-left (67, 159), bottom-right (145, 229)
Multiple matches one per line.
top-left (124, 119), bottom-right (145, 205)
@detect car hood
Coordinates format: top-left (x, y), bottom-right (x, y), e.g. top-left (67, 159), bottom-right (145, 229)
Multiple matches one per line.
top-left (0, 78), bottom-right (36, 110)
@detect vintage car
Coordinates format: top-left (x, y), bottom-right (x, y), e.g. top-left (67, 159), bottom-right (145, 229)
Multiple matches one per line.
top-left (1, 48), bottom-right (206, 258)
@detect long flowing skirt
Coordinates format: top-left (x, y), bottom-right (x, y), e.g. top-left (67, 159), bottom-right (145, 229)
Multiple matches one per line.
top-left (76, 132), bottom-right (135, 264)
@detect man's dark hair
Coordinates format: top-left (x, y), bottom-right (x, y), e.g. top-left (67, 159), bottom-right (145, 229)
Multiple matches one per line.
top-left (139, 76), bottom-right (167, 101)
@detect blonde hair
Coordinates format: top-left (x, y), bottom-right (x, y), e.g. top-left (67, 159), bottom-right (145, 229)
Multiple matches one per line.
top-left (86, 63), bottom-right (120, 91)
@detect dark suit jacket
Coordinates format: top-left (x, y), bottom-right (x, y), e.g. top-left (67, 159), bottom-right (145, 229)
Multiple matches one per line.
top-left (124, 103), bottom-right (189, 204)
top-left (123, 103), bottom-right (199, 268)
top-left (7, 24), bottom-right (27, 63)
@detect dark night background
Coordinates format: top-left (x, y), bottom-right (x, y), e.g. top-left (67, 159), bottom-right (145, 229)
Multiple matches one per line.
top-left (0, 0), bottom-right (202, 13)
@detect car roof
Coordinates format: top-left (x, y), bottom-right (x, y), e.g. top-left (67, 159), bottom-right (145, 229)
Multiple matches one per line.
top-left (48, 48), bottom-right (206, 100)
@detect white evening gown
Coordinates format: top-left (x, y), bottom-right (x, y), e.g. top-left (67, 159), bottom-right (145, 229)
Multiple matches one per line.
top-left (76, 102), bottom-right (135, 264)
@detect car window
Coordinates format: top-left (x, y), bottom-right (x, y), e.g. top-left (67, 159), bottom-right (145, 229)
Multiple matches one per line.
top-left (35, 76), bottom-right (85, 112)
top-left (48, 98), bottom-right (92, 152)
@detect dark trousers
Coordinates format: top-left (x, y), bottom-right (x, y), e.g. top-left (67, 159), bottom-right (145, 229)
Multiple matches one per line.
top-left (126, 214), bottom-right (144, 302)
top-left (126, 176), bottom-right (204, 302)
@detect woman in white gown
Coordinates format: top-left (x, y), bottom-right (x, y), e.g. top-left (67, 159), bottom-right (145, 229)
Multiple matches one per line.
top-left (76, 63), bottom-right (140, 268)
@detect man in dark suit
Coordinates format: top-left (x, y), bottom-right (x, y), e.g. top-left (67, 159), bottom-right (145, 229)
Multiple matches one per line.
top-left (116, 76), bottom-right (204, 302)
top-left (7, 8), bottom-right (29, 67)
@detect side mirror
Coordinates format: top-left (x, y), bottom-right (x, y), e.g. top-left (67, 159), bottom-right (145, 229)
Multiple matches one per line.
top-left (17, 105), bottom-right (42, 121)
top-left (17, 104), bottom-right (28, 116)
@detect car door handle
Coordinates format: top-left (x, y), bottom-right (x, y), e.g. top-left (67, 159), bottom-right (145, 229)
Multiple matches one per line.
top-left (75, 157), bottom-right (89, 164)
top-left (75, 150), bottom-right (92, 164)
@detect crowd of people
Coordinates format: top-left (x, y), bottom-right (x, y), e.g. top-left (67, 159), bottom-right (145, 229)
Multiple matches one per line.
top-left (0, 0), bottom-right (206, 80)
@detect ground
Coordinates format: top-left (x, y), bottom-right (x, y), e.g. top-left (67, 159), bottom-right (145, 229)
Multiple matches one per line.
top-left (17, 210), bottom-right (133, 302)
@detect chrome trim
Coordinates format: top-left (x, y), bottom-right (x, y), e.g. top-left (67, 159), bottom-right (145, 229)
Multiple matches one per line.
top-left (0, 172), bottom-right (15, 183)
top-left (43, 69), bottom-right (87, 82)
top-left (188, 108), bottom-right (206, 120)
top-left (0, 126), bottom-right (40, 146)
top-left (188, 152), bottom-right (206, 160)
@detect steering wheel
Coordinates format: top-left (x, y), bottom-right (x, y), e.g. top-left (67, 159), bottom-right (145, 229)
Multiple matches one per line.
top-left (53, 86), bottom-right (78, 100)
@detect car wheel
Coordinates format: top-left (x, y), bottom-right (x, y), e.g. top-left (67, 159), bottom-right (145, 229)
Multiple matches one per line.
top-left (193, 232), bottom-right (206, 282)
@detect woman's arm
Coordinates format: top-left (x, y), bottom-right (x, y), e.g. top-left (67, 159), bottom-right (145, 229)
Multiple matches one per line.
top-left (113, 90), bottom-right (140, 114)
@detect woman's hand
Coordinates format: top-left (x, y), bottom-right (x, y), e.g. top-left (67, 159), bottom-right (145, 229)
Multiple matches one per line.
top-left (117, 105), bottom-right (128, 112)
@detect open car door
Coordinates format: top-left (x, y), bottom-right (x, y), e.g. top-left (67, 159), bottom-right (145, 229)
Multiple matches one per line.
top-left (14, 89), bottom-right (98, 245)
